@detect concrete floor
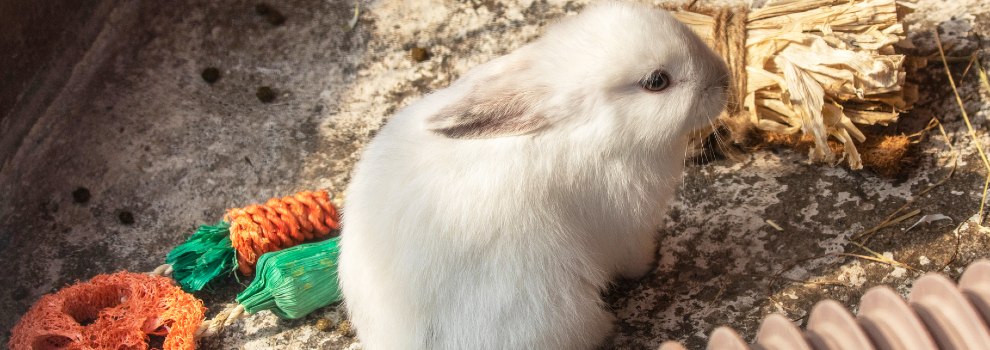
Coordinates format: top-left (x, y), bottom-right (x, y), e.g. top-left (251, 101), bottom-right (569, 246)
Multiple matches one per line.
top-left (2, 0), bottom-right (990, 349)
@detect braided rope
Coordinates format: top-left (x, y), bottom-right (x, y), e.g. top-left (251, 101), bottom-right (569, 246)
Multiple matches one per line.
top-left (194, 304), bottom-right (248, 339)
top-left (150, 264), bottom-right (174, 277)
top-left (225, 190), bottom-right (341, 275)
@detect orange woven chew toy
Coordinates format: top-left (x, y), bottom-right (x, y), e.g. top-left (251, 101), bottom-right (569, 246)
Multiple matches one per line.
top-left (226, 190), bottom-right (341, 275)
top-left (9, 272), bottom-right (204, 350)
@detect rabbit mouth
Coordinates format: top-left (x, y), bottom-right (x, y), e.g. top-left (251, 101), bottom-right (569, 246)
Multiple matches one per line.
top-left (687, 124), bottom-right (717, 145)
top-left (688, 94), bottom-right (728, 133)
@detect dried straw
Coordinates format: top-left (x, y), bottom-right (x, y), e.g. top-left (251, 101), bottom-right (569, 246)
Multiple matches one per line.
top-left (669, 0), bottom-right (917, 169)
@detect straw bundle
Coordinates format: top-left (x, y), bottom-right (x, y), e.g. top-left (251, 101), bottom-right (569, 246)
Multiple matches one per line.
top-left (669, 0), bottom-right (917, 170)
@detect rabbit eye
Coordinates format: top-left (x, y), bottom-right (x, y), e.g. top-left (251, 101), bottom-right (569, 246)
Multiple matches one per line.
top-left (640, 70), bottom-right (670, 92)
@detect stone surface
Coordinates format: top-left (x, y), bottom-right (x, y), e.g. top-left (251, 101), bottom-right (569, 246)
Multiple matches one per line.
top-left (2, 0), bottom-right (990, 349)
top-left (0, 0), bottom-right (113, 169)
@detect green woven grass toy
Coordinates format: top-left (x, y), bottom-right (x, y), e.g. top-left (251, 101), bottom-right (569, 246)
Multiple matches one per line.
top-left (237, 237), bottom-right (343, 319)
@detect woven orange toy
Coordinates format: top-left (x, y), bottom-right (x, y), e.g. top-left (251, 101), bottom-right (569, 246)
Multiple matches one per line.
top-left (9, 272), bottom-right (204, 350)
top-left (226, 190), bottom-right (340, 275)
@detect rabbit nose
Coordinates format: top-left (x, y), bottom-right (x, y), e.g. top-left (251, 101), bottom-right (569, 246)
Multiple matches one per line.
top-left (705, 74), bottom-right (730, 92)
top-left (714, 74), bottom-right (730, 91)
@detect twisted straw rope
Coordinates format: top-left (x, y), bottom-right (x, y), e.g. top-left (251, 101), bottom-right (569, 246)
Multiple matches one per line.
top-left (711, 5), bottom-right (748, 119)
top-left (194, 304), bottom-right (247, 339)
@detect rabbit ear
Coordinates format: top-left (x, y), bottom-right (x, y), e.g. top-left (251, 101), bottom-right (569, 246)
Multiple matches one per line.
top-left (426, 68), bottom-right (550, 139)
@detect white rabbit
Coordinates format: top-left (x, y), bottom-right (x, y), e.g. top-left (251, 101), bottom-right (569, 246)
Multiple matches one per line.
top-left (338, 2), bottom-right (729, 349)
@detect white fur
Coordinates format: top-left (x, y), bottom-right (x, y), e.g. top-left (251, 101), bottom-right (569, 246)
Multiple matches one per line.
top-left (338, 2), bottom-right (728, 349)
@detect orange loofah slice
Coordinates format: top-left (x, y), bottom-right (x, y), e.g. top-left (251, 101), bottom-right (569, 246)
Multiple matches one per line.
top-left (225, 190), bottom-right (340, 275)
top-left (9, 271), bottom-right (205, 350)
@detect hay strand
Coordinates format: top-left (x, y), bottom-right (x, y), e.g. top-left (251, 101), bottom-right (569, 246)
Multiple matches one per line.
top-left (935, 32), bottom-right (990, 223)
